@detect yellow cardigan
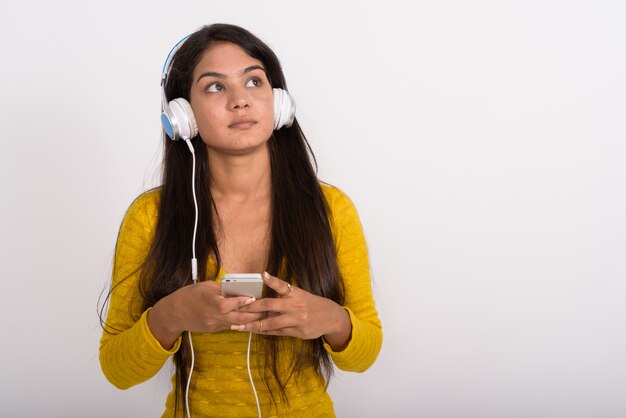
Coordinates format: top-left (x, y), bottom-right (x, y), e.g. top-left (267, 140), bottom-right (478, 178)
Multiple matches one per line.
top-left (99, 184), bottom-right (382, 417)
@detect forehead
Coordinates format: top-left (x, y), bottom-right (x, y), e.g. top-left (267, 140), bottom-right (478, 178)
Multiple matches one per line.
top-left (193, 41), bottom-right (264, 76)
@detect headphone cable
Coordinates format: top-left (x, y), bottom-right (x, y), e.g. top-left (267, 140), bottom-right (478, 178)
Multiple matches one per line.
top-left (185, 139), bottom-right (198, 418)
top-left (183, 138), bottom-right (261, 418)
top-left (247, 331), bottom-right (262, 418)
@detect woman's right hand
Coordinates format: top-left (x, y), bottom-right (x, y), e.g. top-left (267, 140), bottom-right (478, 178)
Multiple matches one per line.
top-left (147, 280), bottom-right (263, 349)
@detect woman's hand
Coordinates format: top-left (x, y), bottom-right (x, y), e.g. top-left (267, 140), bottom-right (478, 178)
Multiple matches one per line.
top-left (234, 272), bottom-right (353, 351)
top-left (147, 280), bottom-right (265, 349)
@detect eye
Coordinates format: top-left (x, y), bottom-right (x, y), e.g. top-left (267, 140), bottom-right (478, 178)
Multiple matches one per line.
top-left (245, 77), bottom-right (262, 88)
top-left (205, 83), bottom-right (224, 93)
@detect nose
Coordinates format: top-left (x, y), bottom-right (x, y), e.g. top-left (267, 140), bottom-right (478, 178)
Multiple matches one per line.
top-left (229, 87), bottom-right (250, 110)
top-left (233, 99), bottom-right (249, 109)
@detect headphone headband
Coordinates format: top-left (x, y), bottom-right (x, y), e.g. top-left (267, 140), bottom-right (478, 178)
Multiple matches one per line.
top-left (161, 34), bottom-right (192, 87)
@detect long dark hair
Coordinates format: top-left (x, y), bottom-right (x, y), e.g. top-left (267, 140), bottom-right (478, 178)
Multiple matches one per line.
top-left (131, 24), bottom-right (344, 412)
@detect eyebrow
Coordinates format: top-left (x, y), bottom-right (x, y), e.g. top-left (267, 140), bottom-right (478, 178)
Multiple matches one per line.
top-left (195, 65), bottom-right (266, 84)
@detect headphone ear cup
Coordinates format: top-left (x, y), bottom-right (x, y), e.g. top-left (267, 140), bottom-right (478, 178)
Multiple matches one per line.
top-left (162, 98), bottom-right (198, 140)
top-left (273, 88), bottom-right (296, 130)
top-left (169, 98), bottom-right (198, 140)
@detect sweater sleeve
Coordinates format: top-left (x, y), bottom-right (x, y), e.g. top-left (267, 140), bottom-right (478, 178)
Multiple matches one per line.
top-left (99, 191), bottom-right (181, 389)
top-left (322, 186), bottom-right (383, 372)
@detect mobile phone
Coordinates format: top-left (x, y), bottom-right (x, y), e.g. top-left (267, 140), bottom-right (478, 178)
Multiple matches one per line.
top-left (221, 273), bottom-right (264, 299)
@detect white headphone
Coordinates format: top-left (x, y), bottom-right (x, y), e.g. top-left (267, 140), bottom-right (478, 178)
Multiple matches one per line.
top-left (160, 36), bottom-right (296, 141)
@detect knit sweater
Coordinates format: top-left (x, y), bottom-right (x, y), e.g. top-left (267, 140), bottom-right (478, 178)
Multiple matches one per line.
top-left (99, 183), bottom-right (382, 417)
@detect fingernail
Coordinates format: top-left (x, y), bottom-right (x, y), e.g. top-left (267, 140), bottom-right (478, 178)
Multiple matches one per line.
top-left (231, 325), bottom-right (245, 331)
top-left (245, 297), bottom-right (255, 305)
top-left (263, 271), bottom-right (270, 280)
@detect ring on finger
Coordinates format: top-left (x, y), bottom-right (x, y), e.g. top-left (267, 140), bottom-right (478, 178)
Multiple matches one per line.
top-left (284, 283), bottom-right (294, 296)
top-left (259, 320), bottom-right (263, 333)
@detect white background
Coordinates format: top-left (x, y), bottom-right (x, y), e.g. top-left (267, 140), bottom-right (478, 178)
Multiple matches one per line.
top-left (1, 1), bottom-right (625, 417)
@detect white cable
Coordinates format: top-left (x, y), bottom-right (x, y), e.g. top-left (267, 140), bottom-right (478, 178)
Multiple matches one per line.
top-left (247, 331), bottom-right (262, 418)
top-left (186, 331), bottom-right (195, 418)
top-left (184, 138), bottom-right (198, 418)
top-left (183, 139), bottom-right (260, 417)
top-left (186, 139), bottom-right (199, 283)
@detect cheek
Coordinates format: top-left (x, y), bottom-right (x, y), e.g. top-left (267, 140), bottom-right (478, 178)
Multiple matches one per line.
top-left (259, 107), bottom-right (275, 138)
top-left (194, 107), bottom-right (222, 136)
top-left (253, 94), bottom-right (275, 130)
top-left (260, 119), bottom-right (274, 140)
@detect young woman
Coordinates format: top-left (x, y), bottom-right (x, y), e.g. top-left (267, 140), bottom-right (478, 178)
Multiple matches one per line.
top-left (99, 23), bottom-right (382, 417)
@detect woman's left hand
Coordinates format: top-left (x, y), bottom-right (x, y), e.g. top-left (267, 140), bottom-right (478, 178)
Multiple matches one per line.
top-left (233, 272), bottom-right (352, 351)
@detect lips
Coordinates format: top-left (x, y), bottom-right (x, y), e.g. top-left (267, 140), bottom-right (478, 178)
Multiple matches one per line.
top-left (229, 118), bottom-right (257, 129)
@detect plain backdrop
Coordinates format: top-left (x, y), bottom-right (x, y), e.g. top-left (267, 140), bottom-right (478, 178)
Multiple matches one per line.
top-left (1, 1), bottom-right (625, 417)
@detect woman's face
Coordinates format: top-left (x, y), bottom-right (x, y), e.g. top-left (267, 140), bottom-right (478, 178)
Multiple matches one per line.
top-left (189, 41), bottom-right (274, 155)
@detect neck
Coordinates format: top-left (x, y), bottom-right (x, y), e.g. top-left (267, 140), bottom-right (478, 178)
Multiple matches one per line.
top-left (207, 145), bottom-right (271, 202)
